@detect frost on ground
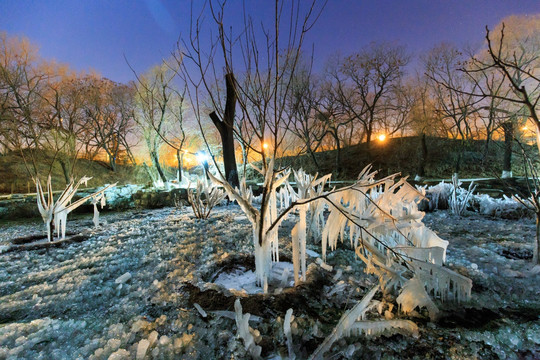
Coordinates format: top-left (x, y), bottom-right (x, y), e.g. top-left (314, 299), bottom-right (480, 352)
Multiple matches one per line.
top-left (0, 205), bottom-right (539, 359)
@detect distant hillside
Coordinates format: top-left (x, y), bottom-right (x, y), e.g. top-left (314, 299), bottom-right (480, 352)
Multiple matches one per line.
top-left (0, 151), bottom-right (149, 194)
top-left (1, 137), bottom-right (536, 194)
top-left (279, 136), bottom-right (537, 180)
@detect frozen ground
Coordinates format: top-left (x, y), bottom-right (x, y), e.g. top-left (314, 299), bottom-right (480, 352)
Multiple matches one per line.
top-left (0, 205), bottom-right (539, 359)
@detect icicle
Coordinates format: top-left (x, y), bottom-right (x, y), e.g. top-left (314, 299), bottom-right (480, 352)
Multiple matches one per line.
top-left (234, 299), bottom-right (262, 359)
top-left (298, 205), bottom-right (307, 281)
top-left (396, 275), bottom-right (439, 321)
top-left (291, 223), bottom-right (300, 284)
top-left (284, 309), bottom-right (295, 360)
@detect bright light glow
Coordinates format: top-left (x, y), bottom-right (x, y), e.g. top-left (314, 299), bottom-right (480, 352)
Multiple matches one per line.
top-left (522, 126), bottom-right (528, 131)
top-left (377, 134), bottom-right (386, 142)
top-left (262, 142), bottom-right (269, 150)
top-left (196, 152), bottom-right (209, 163)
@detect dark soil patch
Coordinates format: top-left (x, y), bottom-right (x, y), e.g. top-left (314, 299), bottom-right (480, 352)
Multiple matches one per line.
top-left (183, 262), bottom-right (332, 319)
top-left (437, 307), bottom-right (501, 329)
top-left (437, 305), bottom-right (540, 331)
top-left (11, 231), bottom-right (78, 245)
top-left (3, 233), bottom-right (89, 253)
top-left (203, 253), bottom-right (257, 283)
top-left (498, 247), bottom-right (533, 260)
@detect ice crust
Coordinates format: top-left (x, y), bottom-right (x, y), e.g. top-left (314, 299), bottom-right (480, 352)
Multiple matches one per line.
top-left (0, 198), bottom-right (538, 358)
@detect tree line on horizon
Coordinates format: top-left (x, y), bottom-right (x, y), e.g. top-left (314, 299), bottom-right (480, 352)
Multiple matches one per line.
top-left (0, 10), bottom-right (538, 186)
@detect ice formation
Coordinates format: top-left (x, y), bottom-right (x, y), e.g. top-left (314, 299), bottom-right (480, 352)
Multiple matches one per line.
top-left (283, 308), bottom-right (295, 359)
top-left (288, 169), bottom-right (331, 283)
top-left (317, 166), bottom-right (472, 323)
top-left (234, 298), bottom-right (262, 359)
top-left (208, 158), bottom-right (292, 291)
top-left (90, 193), bottom-right (106, 228)
top-left (309, 285), bottom-right (419, 360)
top-left (450, 174), bottom-right (476, 215)
top-left (34, 176), bottom-right (116, 240)
top-left (186, 178), bottom-right (226, 219)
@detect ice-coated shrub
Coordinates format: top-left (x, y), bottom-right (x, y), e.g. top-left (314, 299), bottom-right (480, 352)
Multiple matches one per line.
top-left (34, 175), bottom-right (116, 241)
top-left (186, 178), bottom-right (226, 219)
top-left (472, 194), bottom-right (532, 219)
top-left (450, 174), bottom-right (476, 215)
top-left (210, 163), bottom-right (472, 358)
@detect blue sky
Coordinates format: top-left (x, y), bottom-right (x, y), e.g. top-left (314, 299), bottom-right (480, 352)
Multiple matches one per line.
top-left (1, 0), bottom-right (538, 83)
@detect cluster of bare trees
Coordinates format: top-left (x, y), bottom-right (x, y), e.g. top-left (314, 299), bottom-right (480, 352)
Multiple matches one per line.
top-left (284, 43), bottom-right (411, 173)
top-left (283, 14), bottom-right (538, 177)
top-left (0, 32), bottom-right (139, 181)
top-left (1, 8), bottom-right (538, 188)
top-left (0, 32), bottom-right (190, 185)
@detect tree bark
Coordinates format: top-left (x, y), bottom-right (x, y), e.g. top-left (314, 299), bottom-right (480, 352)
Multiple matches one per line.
top-left (176, 149), bottom-right (183, 183)
top-left (59, 158), bottom-right (71, 185)
top-left (143, 162), bottom-right (156, 183)
top-left (533, 212), bottom-right (540, 265)
top-left (308, 147), bottom-right (320, 171)
top-left (150, 151), bottom-right (167, 184)
top-left (417, 133), bottom-right (428, 178)
top-left (209, 73), bottom-right (240, 188)
top-left (502, 121), bottom-right (514, 177)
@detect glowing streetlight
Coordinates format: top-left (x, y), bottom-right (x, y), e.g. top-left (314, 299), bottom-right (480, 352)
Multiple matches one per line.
top-left (377, 134), bottom-right (386, 142)
top-left (196, 152), bottom-right (210, 164)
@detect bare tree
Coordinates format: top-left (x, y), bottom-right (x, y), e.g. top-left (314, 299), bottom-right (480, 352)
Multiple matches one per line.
top-left (440, 17), bottom-right (540, 263)
top-left (83, 76), bottom-right (136, 172)
top-left (468, 25), bottom-right (539, 263)
top-left (177, 0), bottom-right (326, 288)
top-left (286, 62), bottom-right (325, 170)
top-left (423, 43), bottom-right (481, 174)
top-left (337, 42), bottom-right (409, 148)
top-left (132, 62), bottom-right (185, 184)
top-left (314, 82), bottom-right (351, 173)
top-left (0, 32), bottom-right (51, 175)
top-left (407, 74), bottom-right (446, 178)
top-left (38, 68), bottom-right (95, 183)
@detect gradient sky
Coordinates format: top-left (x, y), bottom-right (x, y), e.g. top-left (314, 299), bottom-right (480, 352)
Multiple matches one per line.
top-left (1, 0), bottom-right (539, 83)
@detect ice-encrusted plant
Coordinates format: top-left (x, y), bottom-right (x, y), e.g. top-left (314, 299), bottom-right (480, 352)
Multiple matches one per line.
top-left (34, 176), bottom-right (116, 241)
top-left (211, 164), bottom-right (472, 357)
top-left (211, 162), bottom-right (473, 304)
top-left (90, 193), bottom-right (106, 228)
top-left (234, 298), bottom-right (262, 359)
top-left (210, 161), bottom-right (334, 290)
top-left (186, 178), bottom-right (227, 219)
top-left (209, 158), bottom-right (291, 291)
top-left (318, 167), bottom-right (472, 319)
top-left (309, 285), bottom-right (419, 360)
top-left (450, 174), bottom-right (476, 215)
top-left (287, 169), bottom-right (331, 283)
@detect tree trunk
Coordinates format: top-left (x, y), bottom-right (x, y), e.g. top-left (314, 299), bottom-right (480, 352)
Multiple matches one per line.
top-left (109, 158), bottom-right (117, 172)
top-left (502, 121), bottom-right (514, 178)
top-left (59, 158), bottom-right (71, 184)
top-left (308, 147), bottom-right (320, 171)
top-left (176, 149), bottom-right (183, 183)
top-left (533, 212), bottom-right (540, 265)
top-left (333, 132), bottom-right (342, 174)
top-left (143, 162), bottom-right (156, 183)
top-left (454, 139), bottom-right (464, 175)
top-left (210, 73), bottom-right (240, 188)
top-left (454, 152), bottom-right (461, 175)
top-left (240, 141), bottom-right (248, 179)
top-left (150, 151), bottom-right (167, 184)
top-left (417, 133), bottom-right (428, 178)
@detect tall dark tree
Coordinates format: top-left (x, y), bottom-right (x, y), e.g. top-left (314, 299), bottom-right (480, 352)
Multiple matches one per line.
top-left (209, 73), bottom-right (239, 188)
